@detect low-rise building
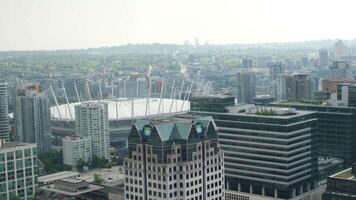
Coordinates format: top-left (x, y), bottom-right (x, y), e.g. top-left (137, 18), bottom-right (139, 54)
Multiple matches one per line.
top-left (62, 136), bottom-right (92, 166)
top-left (323, 166), bottom-right (356, 200)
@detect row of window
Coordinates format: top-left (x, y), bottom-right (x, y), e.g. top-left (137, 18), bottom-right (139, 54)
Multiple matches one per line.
top-left (0, 149), bottom-right (35, 162)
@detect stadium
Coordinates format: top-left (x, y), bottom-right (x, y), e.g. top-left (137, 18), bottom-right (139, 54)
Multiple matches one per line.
top-left (50, 97), bottom-right (190, 154)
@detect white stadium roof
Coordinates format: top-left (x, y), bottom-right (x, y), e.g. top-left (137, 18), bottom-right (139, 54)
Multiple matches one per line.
top-left (50, 98), bottom-right (190, 121)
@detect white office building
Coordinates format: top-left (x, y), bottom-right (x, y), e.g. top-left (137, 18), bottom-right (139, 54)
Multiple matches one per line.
top-left (62, 136), bottom-right (92, 166)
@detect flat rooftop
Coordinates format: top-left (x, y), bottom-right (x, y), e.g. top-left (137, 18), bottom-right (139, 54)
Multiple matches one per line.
top-left (0, 142), bottom-right (36, 151)
top-left (38, 171), bottom-right (80, 184)
top-left (39, 183), bottom-right (103, 196)
top-left (331, 168), bottom-right (356, 180)
top-left (225, 105), bottom-right (315, 119)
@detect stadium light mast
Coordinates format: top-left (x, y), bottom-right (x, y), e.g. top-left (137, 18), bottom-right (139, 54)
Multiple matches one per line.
top-left (99, 79), bottom-right (103, 100)
top-left (62, 82), bottom-right (73, 120)
top-left (181, 80), bottom-right (193, 112)
top-left (111, 80), bottom-right (114, 99)
top-left (49, 83), bottom-right (62, 119)
top-left (157, 79), bottom-right (164, 114)
top-left (169, 78), bottom-right (176, 99)
top-left (74, 82), bottom-right (81, 103)
top-left (169, 88), bottom-right (177, 113)
top-left (136, 78), bottom-right (139, 97)
top-left (123, 79), bottom-right (126, 98)
top-left (179, 79), bottom-right (185, 100)
top-left (86, 80), bottom-right (92, 101)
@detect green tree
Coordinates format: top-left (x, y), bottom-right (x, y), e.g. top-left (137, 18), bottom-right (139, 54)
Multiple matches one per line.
top-left (90, 155), bottom-right (108, 169)
top-left (39, 150), bottom-right (66, 173)
top-left (76, 159), bottom-right (88, 172)
top-left (10, 196), bottom-right (22, 200)
top-left (93, 174), bottom-right (104, 185)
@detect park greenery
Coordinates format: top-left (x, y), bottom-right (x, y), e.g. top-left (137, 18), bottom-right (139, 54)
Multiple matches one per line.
top-left (39, 150), bottom-right (71, 174)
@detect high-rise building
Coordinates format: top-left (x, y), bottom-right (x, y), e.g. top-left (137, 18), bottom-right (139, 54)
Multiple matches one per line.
top-left (329, 60), bottom-right (352, 80)
top-left (334, 40), bottom-right (348, 57)
top-left (0, 139), bottom-right (38, 200)
top-left (322, 79), bottom-right (356, 94)
top-left (269, 62), bottom-right (284, 81)
top-left (272, 102), bottom-right (356, 167)
top-left (237, 70), bottom-right (256, 104)
top-left (191, 103), bottom-right (318, 199)
top-left (319, 49), bottom-right (329, 67)
top-left (0, 82), bottom-right (9, 140)
top-left (15, 83), bottom-right (51, 155)
top-left (124, 116), bottom-right (224, 200)
top-left (336, 83), bottom-right (356, 107)
top-left (278, 74), bottom-right (314, 101)
top-left (75, 102), bottom-right (110, 160)
top-left (269, 62), bottom-right (284, 99)
top-left (62, 136), bottom-right (92, 166)
top-left (241, 58), bottom-right (253, 68)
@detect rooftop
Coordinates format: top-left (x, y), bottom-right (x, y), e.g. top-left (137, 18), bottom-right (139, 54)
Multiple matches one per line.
top-left (134, 115), bottom-right (215, 142)
top-left (0, 141), bottom-right (36, 151)
top-left (39, 182), bottom-right (103, 196)
top-left (332, 168), bottom-right (356, 180)
top-left (225, 105), bottom-right (314, 119)
top-left (50, 98), bottom-right (190, 121)
top-left (38, 171), bottom-right (80, 184)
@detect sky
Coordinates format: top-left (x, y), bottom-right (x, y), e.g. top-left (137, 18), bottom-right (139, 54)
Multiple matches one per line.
top-left (0, 0), bottom-right (356, 50)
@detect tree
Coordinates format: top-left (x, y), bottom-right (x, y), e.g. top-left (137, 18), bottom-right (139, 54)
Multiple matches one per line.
top-left (39, 150), bottom-right (66, 173)
top-left (76, 159), bottom-right (88, 172)
top-left (93, 173), bottom-right (104, 185)
top-left (10, 196), bottom-right (22, 200)
top-left (90, 155), bottom-right (108, 169)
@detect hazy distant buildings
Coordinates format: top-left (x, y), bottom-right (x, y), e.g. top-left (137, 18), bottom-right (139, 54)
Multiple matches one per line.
top-left (329, 60), bottom-right (352, 80)
top-left (319, 49), bottom-right (329, 67)
top-left (322, 79), bottom-right (356, 94)
top-left (15, 83), bottom-right (51, 155)
top-left (241, 58), bottom-right (253, 68)
top-left (256, 56), bottom-right (271, 68)
top-left (124, 116), bottom-right (224, 200)
top-left (0, 82), bottom-right (9, 140)
top-left (278, 74), bottom-right (314, 101)
top-left (237, 70), bottom-right (256, 103)
top-left (0, 140), bottom-right (38, 200)
top-left (269, 62), bottom-right (284, 81)
top-left (62, 136), bottom-right (92, 166)
top-left (75, 102), bottom-right (110, 160)
top-left (334, 40), bottom-right (348, 57)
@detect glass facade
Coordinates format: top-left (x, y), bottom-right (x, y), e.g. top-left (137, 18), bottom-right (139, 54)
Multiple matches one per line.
top-left (0, 144), bottom-right (37, 200)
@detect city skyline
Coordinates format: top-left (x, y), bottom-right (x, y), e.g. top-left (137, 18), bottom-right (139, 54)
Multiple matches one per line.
top-left (1, 0), bottom-right (356, 50)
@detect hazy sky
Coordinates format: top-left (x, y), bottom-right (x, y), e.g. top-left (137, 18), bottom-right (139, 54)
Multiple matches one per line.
top-left (1, 0), bottom-right (356, 50)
